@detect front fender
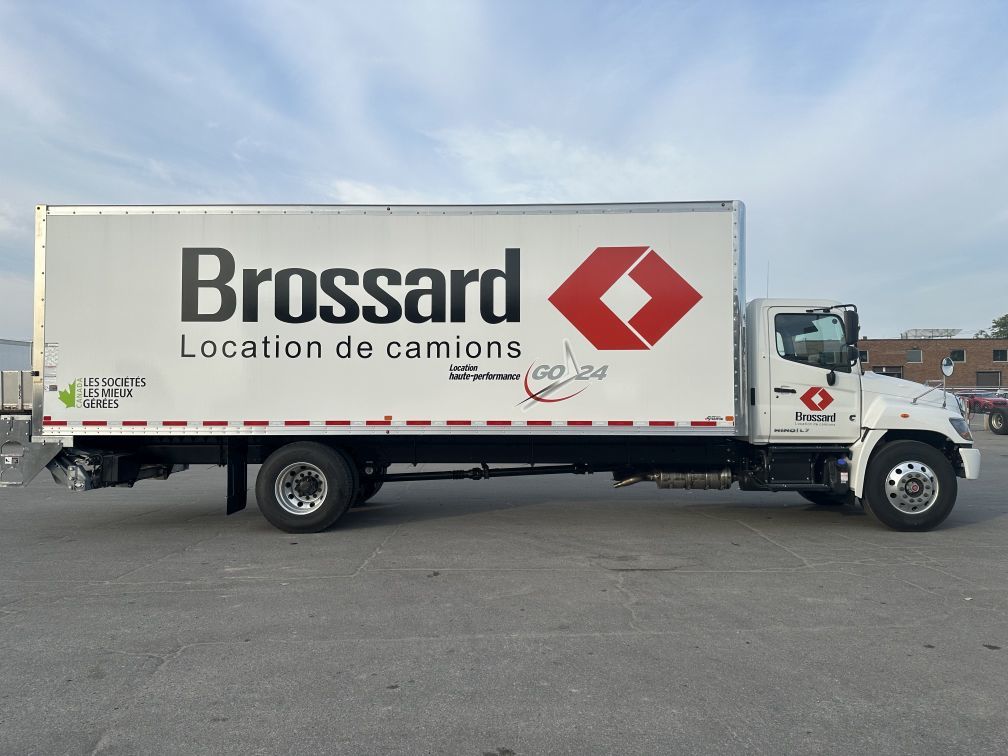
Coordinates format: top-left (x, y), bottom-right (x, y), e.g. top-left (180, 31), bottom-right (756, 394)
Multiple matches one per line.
top-left (849, 397), bottom-right (972, 497)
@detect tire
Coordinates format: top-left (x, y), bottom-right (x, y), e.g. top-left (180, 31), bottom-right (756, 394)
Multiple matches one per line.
top-left (988, 410), bottom-right (1007, 435)
top-left (255, 443), bottom-right (358, 533)
top-left (351, 478), bottom-right (383, 508)
top-left (862, 440), bottom-right (957, 531)
top-left (799, 491), bottom-right (849, 506)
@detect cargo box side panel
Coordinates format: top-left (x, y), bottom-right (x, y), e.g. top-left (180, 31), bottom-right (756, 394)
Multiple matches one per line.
top-left (39, 205), bottom-right (740, 436)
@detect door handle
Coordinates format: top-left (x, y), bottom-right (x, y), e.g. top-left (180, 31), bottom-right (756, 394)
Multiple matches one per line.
top-left (774, 387), bottom-right (796, 394)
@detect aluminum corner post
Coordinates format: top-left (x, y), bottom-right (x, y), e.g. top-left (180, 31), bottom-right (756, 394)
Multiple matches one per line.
top-left (32, 205), bottom-right (47, 438)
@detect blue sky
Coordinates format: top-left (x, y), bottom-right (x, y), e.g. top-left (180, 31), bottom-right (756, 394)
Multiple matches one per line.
top-left (1, 0), bottom-right (1006, 340)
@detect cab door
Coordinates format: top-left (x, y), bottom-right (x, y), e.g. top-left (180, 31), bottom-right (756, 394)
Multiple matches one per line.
top-left (768, 308), bottom-right (860, 444)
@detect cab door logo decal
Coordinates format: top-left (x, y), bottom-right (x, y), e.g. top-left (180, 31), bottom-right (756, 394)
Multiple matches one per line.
top-left (800, 387), bottom-right (834, 412)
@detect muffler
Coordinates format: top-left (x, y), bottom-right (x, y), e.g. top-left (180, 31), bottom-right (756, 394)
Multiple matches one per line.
top-left (613, 469), bottom-right (733, 490)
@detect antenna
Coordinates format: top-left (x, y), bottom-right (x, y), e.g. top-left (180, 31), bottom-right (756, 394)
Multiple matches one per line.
top-left (766, 260), bottom-right (770, 298)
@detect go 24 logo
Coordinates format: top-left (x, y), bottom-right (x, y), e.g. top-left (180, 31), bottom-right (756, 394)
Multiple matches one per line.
top-left (519, 341), bottom-right (608, 406)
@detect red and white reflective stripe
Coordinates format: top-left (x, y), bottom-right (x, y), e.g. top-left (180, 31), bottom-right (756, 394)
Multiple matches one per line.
top-left (40, 418), bottom-right (736, 429)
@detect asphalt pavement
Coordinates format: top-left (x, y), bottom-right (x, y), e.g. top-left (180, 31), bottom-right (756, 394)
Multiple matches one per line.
top-left (1, 427), bottom-right (1006, 754)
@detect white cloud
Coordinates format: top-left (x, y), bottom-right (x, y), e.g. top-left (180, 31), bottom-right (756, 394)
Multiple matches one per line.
top-left (0, 201), bottom-right (24, 235)
top-left (322, 179), bottom-right (452, 205)
top-left (430, 126), bottom-right (689, 203)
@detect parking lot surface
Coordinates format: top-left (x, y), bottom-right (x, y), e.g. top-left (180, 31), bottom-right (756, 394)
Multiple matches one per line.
top-left (1, 430), bottom-right (1006, 754)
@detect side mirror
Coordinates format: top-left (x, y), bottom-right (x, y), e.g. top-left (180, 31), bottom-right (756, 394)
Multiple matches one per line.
top-left (844, 310), bottom-right (860, 347)
top-left (941, 357), bottom-right (954, 377)
top-left (847, 344), bottom-right (860, 365)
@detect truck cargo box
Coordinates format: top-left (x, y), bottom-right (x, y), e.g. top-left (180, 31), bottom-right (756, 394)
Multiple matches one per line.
top-left (35, 202), bottom-right (744, 437)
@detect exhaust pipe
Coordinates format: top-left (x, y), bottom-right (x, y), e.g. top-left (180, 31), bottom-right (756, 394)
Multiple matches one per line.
top-left (612, 474), bottom-right (648, 489)
top-left (613, 468), bottom-right (733, 490)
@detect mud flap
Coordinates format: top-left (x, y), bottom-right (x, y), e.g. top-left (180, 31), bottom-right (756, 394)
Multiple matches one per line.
top-left (226, 438), bottom-right (248, 515)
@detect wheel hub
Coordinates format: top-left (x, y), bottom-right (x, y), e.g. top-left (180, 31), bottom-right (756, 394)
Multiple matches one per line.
top-left (884, 460), bottom-right (938, 515)
top-left (275, 462), bottom-right (328, 515)
top-left (294, 476), bottom-right (321, 498)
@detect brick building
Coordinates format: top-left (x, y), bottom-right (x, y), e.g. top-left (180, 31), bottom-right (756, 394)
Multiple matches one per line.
top-left (857, 337), bottom-right (1008, 387)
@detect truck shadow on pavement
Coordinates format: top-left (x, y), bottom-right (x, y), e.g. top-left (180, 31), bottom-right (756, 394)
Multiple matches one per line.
top-left (328, 483), bottom-right (1006, 534)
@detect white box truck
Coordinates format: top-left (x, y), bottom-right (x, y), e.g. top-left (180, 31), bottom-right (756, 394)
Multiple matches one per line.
top-left (0, 202), bottom-right (981, 532)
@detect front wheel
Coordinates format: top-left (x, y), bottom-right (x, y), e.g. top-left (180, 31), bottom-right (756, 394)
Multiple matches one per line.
top-left (988, 410), bottom-right (1007, 435)
top-left (255, 443), bottom-right (358, 532)
top-left (862, 441), bottom-right (956, 531)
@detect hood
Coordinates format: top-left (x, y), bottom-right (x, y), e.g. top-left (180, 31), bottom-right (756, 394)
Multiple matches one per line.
top-left (862, 371), bottom-right (956, 409)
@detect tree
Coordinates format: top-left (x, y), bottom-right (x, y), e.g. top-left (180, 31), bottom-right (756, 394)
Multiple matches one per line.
top-left (976, 314), bottom-right (1008, 339)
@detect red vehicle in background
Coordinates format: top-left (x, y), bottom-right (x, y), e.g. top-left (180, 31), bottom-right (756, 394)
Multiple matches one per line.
top-left (964, 390), bottom-right (1008, 435)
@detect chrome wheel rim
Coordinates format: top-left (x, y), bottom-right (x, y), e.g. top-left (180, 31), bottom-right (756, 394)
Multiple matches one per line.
top-left (275, 462), bottom-right (327, 515)
top-left (993, 413), bottom-right (1005, 431)
top-left (884, 460), bottom-right (938, 515)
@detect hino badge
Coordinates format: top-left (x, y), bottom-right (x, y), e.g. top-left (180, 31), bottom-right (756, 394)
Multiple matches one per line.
top-left (0, 202), bottom-right (981, 532)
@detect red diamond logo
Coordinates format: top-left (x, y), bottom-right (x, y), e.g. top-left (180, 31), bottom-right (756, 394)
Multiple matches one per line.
top-left (800, 387), bottom-right (834, 412)
top-left (548, 246), bottom-right (702, 350)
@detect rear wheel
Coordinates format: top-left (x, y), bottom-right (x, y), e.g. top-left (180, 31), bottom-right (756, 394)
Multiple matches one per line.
top-left (862, 441), bottom-right (956, 531)
top-left (255, 443), bottom-right (358, 532)
top-left (988, 410), bottom-right (1007, 435)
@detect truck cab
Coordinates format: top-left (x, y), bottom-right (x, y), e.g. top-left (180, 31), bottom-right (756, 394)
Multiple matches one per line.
top-left (745, 299), bottom-right (980, 529)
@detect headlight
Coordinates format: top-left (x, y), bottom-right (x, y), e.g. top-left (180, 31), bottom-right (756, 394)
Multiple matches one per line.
top-left (949, 416), bottom-right (972, 441)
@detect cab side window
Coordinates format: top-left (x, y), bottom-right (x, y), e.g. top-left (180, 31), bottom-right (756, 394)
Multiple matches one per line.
top-left (775, 313), bottom-right (849, 372)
